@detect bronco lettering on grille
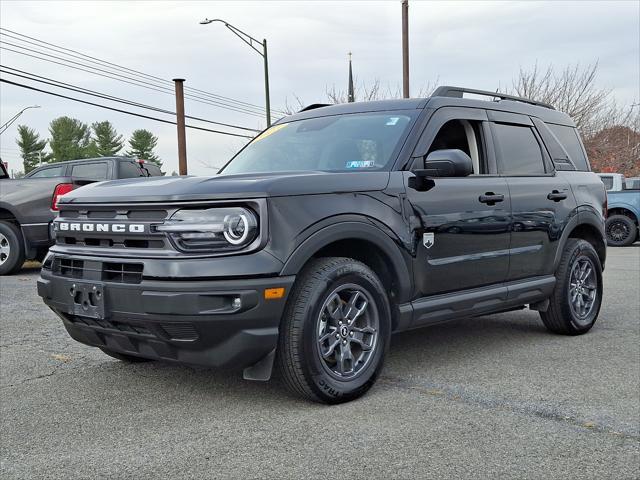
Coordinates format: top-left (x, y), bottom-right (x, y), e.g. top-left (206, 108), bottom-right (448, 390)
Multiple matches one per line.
top-left (56, 222), bottom-right (146, 233)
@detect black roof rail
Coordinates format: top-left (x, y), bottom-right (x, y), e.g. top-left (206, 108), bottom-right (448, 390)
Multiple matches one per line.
top-left (431, 85), bottom-right (555, 110)
top-left (298, 103), bottom-right (331, 112)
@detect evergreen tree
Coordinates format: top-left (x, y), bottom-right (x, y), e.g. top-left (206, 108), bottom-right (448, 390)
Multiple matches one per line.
top-left (91, 121), bottom-right (124, 156)
top-left (48, 116), bottom-right (92, 162)
top-left (16, 125), bottom-right (49, 173)
top-left (126, 129), bottom-right (161, 167)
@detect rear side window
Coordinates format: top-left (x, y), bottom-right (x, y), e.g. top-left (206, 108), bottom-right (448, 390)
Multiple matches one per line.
top-left (547, 124), bottom-right (589, 171)
top-left (71, 162), bottom-right (108, 180)
top-left (142, 163), bottom-right (162, 176)
top-left (28, 165), bottom-right (64, 178)
top-left (119, 161), bottom-right (146, 178)
top-left (493, 123), bottom-right (545, 175)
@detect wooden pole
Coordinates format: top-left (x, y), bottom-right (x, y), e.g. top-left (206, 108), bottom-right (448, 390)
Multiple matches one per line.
top-left (173, 78), bottom-right (188, 175)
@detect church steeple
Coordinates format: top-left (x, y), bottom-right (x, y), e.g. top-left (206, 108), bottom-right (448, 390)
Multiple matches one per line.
top-left (347, 52), bottom-right (355, 103)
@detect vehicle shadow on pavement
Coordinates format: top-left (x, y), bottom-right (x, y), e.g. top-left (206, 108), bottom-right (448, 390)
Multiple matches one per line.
top-left (69, 310), bottom-right (552, 406)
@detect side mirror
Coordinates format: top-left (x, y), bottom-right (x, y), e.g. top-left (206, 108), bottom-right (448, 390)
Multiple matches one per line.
top-left (423, 149), bottom-right (473, 177)
top-left (408, 149), bottom-right (474, 191)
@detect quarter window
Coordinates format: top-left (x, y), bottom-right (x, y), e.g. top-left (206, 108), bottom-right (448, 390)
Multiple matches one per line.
top-left (547, 124), bottom-right (589, 171)
top-left (493, 124), bottom-right (545, 175)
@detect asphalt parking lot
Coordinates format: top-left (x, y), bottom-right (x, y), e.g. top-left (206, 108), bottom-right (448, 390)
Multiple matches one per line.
top-left (1, 247), bottom-right (639, 479)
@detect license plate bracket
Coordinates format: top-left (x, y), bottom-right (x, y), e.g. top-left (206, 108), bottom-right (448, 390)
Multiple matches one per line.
top-left (69, 281), bottom-right (106, 319)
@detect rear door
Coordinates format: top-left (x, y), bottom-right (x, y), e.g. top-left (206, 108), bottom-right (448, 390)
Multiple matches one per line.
top-left (405, 107), bottom-right (511, 297)
top-left (489, 111), bottom-right (577, 280)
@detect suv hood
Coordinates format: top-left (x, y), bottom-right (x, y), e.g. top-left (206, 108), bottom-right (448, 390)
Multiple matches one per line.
top-left (59, 171), bottom-right (391, 204)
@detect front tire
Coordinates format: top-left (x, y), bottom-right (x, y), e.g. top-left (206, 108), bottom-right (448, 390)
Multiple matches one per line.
top-left (277, 257), bottom-right (391, 404)
top-left (605, 214), bottom-right (637, 246)
top-left (0, 221), bottom-right (26, 276)
top-left (540, 239), bottom-right (603, 335)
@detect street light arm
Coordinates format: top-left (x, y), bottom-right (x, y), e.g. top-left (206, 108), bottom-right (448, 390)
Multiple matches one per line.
top-left (0, 105), bottom-right (40, 135)
top-left (200, 18), bottom-right (264, 56)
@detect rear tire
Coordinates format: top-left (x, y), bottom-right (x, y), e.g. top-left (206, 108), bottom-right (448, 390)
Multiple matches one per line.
top-left (605, 214), bottom-right (637, 246)
top-left (276, 257), bottom-right (391, 404)
top-left (0, 221), bottom-right (26, 276)
top-left (540, 239), bottom-right (602, 335)
top-left (99, 348), bottom-right (154, 363)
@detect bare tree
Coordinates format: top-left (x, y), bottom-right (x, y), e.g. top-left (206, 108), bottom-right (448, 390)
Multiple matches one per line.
top-left (511, 62), bottom-right (639, 175)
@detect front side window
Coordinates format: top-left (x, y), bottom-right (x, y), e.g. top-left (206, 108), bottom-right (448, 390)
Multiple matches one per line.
top-left (28, 165), bottom-right (64, 178)
top-left (220, 112), bottom-right (416, 175)
top-left (427, 119), bottom-right (485, 174)
top-left (493, 123), bottom-right (545, 175)
top-left (71, 162), bottom-right (108, 180)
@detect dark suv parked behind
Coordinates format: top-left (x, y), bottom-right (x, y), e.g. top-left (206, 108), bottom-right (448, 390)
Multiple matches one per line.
top-left (37, 87), bottom-right (607, 403)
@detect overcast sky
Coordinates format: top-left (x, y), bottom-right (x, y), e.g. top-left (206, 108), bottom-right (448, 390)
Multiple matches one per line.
top-left (1, 0), bottom-right (638, 176)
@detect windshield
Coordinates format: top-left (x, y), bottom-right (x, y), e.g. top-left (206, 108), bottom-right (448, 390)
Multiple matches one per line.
top-left (220, 111), bottom-right (416, 175)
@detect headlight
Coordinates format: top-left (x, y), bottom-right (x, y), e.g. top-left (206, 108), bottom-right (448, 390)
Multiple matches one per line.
top-left (156, 207), bottom-right (259, 252)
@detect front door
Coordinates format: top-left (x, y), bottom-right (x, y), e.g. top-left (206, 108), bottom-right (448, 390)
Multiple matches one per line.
top-left (405, 107), bottom-right (511, 297)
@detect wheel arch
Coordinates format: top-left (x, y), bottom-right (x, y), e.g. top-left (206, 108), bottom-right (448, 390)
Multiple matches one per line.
top-left (280, 221), bottom-right (414, 321)
top-left (607, 207), bottom-right (639, 224)
top-left (556, 210), bottom-right (606, 270)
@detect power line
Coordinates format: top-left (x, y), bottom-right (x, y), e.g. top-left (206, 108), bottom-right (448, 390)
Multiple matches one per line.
top-left (0, 78), bottom-right (254, 139)
top-left (0, 28), bottom-right (286, 116)
top-left (0, 41), bottom-right (271, 118)
top-left (0, 65), bottom-right (260, 132)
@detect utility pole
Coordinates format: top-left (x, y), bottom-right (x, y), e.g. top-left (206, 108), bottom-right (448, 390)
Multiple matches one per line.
top-left (173, 78), bottom-right (187, 175)
top-left (200, 18), bottom-right (272, 127)
top-left (401, 0), bottom-right (410, 98)
top-left (263, 38), bottom-right (271, 127)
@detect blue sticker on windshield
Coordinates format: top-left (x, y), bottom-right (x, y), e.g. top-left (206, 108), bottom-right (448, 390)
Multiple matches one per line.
top-left (346, 160), bottom-right (375, 168)
top-left (386, 117), bottom-right (400, 125)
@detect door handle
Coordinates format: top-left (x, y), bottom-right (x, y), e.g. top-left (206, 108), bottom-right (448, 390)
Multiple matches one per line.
top-left (479, 193), bottom-right (505, 205)
top-left (547, 190), bottom-right (567, 202)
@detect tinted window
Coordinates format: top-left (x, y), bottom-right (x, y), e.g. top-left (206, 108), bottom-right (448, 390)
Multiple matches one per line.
top-left (221, 112), bottom-right (416, 175)
top-left (600, 176), bottom-right (614, 190)
top-left (71, 162), bottom-right (108, 180)
top-left (119, 161), bottom-right (146, 178)
top-left (28, 165), bottom-right (64, 178)
top-left (119, 160), bottom-right (163, 178)
top-left (493, 124), bottom-right (545, 175)
top-left (548, 124), bottom-right (589, 171)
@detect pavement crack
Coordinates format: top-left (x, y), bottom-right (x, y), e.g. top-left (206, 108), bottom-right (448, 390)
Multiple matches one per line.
top-left (378, 375), bottom-right (639, 440)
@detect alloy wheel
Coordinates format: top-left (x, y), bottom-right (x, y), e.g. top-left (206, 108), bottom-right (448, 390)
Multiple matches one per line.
top-left (316, 284), bottom-right (379, 380)
top-left (607, 219), bottom-right (630, 243)
top-left (568, 256), bottom-right (598, 323)
top-left (0, 233), bottom-right (10, 266)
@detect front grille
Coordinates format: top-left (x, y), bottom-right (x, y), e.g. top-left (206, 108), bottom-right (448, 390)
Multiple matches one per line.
top-left (55, 207), bottom-right (170, 251)
top-left (161, 323), bottom-right (199, 341)
top-left (53, 258), bottom-right (143, 284)
top-left (69, 315), bottom-right (154, 336)
top-left (102, 262), bottom-right (143, 284)
top-left (55, 258), bottom-right (85, 278)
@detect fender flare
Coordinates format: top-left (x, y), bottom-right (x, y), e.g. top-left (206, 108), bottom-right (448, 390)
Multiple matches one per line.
top-left (0, 202), bottom-right (23, 224)
top-left (280, 220), bottom-right (413, 303)
top-left (553, 207), bottom-right (606, 270)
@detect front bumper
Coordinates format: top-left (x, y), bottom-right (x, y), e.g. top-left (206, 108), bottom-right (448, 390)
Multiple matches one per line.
top-left (38, 266), bottom-right (295, 369)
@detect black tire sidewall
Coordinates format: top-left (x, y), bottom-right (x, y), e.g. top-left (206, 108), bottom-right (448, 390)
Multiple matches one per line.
top-left (0, 221), bottom-right (25, 275)
top-left (298, 263), bottom-right (391, 403)
top-left (558, 241), bottom-right (603, 333)
top-left (605, 215), bottom-right (637, 247)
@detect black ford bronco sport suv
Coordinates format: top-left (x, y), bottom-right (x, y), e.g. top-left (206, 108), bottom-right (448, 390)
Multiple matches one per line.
top-left (38, 86), bottom-right (607, 404)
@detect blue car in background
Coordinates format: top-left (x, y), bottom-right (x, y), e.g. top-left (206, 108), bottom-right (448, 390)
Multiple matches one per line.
top-left (598, 173), bottom-right (640, 246)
